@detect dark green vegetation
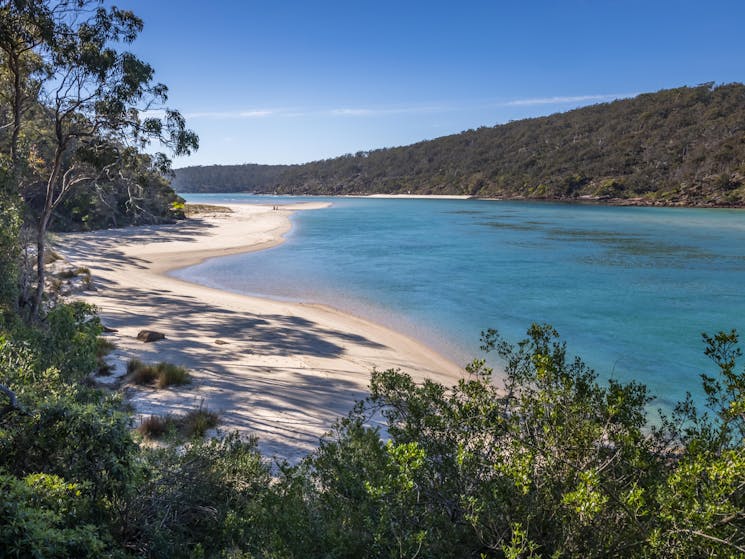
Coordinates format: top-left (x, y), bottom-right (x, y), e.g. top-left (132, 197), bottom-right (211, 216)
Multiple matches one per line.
top-left (175, 83), bottom-right (745, 206)
top-left (2, 306), bottom-right (745, 557)
top-left (1, 0), bottom-right (197, 318)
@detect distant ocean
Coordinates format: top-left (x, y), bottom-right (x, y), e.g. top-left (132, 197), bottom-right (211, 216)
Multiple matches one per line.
top-left (177, 194), bottom-right (745, 412)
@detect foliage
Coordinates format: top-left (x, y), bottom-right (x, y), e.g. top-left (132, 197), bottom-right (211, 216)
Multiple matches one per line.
top-left (174, 83), bottom-right (745, 207)
top-left (0, 191), bottom-right (21, 313)
top-left (0, 312), bottom-right (137, 555)
top-left (0, 0), bottom-right (198, 316)
top-left (0, 472), bottom-right (108, 558)
top-left (51, 151), bottom-right (189, 231)
top-left (119, 434), bottom-right (273, 558)
top-left (1, 300), bottom-right (744, 557)
top-left (266, 325), bottom-right (745, 559)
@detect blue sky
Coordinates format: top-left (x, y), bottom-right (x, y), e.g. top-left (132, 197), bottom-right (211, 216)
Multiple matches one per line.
top-left (120, 0), bottom-right (745, 167)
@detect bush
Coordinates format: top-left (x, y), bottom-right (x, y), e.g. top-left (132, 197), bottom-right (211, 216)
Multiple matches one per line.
top-left (121, 434), bottom-right (271, 557)
top-left (0, 393), bottom-right (138, 501)
top-left (3, 312), bottom-right (744, 557)
top-left (273, 324), bottom-right (745, 558)
top-left (41, 302), bottom-right (101, 381)
top-left (0, 472), bottom-right (107, 558)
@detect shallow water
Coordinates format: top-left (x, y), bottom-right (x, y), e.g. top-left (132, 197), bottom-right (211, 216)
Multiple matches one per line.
top-left (178, 194), bottom-right (745, 411)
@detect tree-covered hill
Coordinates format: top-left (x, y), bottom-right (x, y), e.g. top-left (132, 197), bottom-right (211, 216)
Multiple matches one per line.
top-left (174, 83), bottom-right (745, 206)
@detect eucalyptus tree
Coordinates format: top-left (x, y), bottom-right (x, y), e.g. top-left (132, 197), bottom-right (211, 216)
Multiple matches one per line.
top-left (3, 0), bottom-right (198, 317)
top-left (0, 0), bottom-right (52, 173)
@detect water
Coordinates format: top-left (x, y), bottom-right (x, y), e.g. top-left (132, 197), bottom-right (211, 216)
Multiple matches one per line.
top-left (177, 193), bottom-right (745, 411)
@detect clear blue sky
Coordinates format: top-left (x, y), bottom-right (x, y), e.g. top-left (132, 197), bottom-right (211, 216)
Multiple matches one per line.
top-left (119, 0), bottom-right (745, 167)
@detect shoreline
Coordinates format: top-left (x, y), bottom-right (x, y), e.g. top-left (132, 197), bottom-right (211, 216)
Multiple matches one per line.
top-left (181, 191), bottom-right (745, 209)
top-left (58, 203), bottom-right (463, 462)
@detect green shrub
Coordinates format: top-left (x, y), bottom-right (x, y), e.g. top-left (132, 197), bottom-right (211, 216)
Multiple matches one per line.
top-left (0, 394), bottom-right (138, 500)
top-left (0, 472), bottom-right (107, 558)
top-left (41, 302), bottom-right (101, 381)
top-left (121, 434), bottom-right (271, 556)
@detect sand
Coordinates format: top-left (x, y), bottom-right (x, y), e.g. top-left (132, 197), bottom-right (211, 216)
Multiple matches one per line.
top-left (363, 194), bottom-right (474, 199)
top-left (57, 202), bottom-right (463, 462)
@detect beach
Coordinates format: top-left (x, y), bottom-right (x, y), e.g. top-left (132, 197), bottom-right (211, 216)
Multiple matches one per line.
top-left (57, 203), bottom-right (463, 462)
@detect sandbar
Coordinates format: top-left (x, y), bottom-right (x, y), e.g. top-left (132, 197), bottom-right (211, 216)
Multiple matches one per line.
top-left (57, 202), bottom-right (463, 462)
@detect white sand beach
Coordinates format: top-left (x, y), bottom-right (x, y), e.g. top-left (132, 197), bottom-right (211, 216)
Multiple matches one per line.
top-left (57, 203), bottom-right (463, 462)
top-left (363, 194), bottom-right (475, 199)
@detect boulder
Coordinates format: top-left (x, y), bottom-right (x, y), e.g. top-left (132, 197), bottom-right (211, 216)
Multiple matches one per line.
top-left (137, 330), bottom-right (166, 343)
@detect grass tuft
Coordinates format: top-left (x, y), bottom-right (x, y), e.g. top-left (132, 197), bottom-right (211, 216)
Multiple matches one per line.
top-left (96, 337), bottom-right (116, 358)
top-left (57, 266), bottom-right (91, 279)
top-left (180, 407), bottom-right (219, 438)
top-left (155, 362), bottom-right (191, 388)
top-left (137, 414), bottom-right (176, 439)
top-left (128, 359), bottom-right (191, 388)
top-left (129, 361), bottom-right (158, 385)
top-left (95, 337), bottom-right (117, 376)
top-left (127, 357), bottom-right (144, 375)
top-left (136, 406), bottom-right (219, 440)
top-left (44, 249), bottom-right (62, 265)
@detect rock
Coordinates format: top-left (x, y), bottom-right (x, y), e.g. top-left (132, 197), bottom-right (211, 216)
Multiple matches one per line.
top-left (214, 339), bottom-right (228, 345)
top-left (137, 330), bottom-right (166, 343)
top-left (102, 324), bottom-right (118, 333)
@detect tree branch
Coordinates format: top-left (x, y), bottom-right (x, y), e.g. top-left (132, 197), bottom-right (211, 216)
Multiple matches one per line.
top-left (0, 383), bottom-right (28, 416)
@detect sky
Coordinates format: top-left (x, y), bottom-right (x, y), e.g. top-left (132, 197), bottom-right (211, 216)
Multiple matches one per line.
top-left (117, 0), bottom-right (745, 168)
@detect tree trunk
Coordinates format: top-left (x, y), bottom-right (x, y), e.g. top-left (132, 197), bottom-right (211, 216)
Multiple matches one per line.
top-left (30, 144), bottom-right (63, 318)
top-left (0, 383), bottom-right (28, 417)
top-left (10, 51), bottom-right (22, 170)
top-left (32, 217), bottom-right (48, 318)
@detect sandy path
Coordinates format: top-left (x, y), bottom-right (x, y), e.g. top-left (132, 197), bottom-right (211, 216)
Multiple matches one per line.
top-left (57, 203), bottom-right (463, 462)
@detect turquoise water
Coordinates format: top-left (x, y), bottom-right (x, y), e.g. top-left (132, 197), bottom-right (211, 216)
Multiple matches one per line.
top-left (178, 194), bottom-right (745, 411)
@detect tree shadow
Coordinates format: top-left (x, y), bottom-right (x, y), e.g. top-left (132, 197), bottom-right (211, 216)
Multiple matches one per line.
top-left (60, 216), bottom-right (395, 461)
top-left (59, 217), bottom-right (217, 271)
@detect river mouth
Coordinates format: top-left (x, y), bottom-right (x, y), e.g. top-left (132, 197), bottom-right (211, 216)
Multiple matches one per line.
top-left (178, 194), bottom-right (745, 412)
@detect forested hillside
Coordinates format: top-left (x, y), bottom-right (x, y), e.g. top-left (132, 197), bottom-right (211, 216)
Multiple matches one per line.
top-left (175, 83), bottom-right (745, 206)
